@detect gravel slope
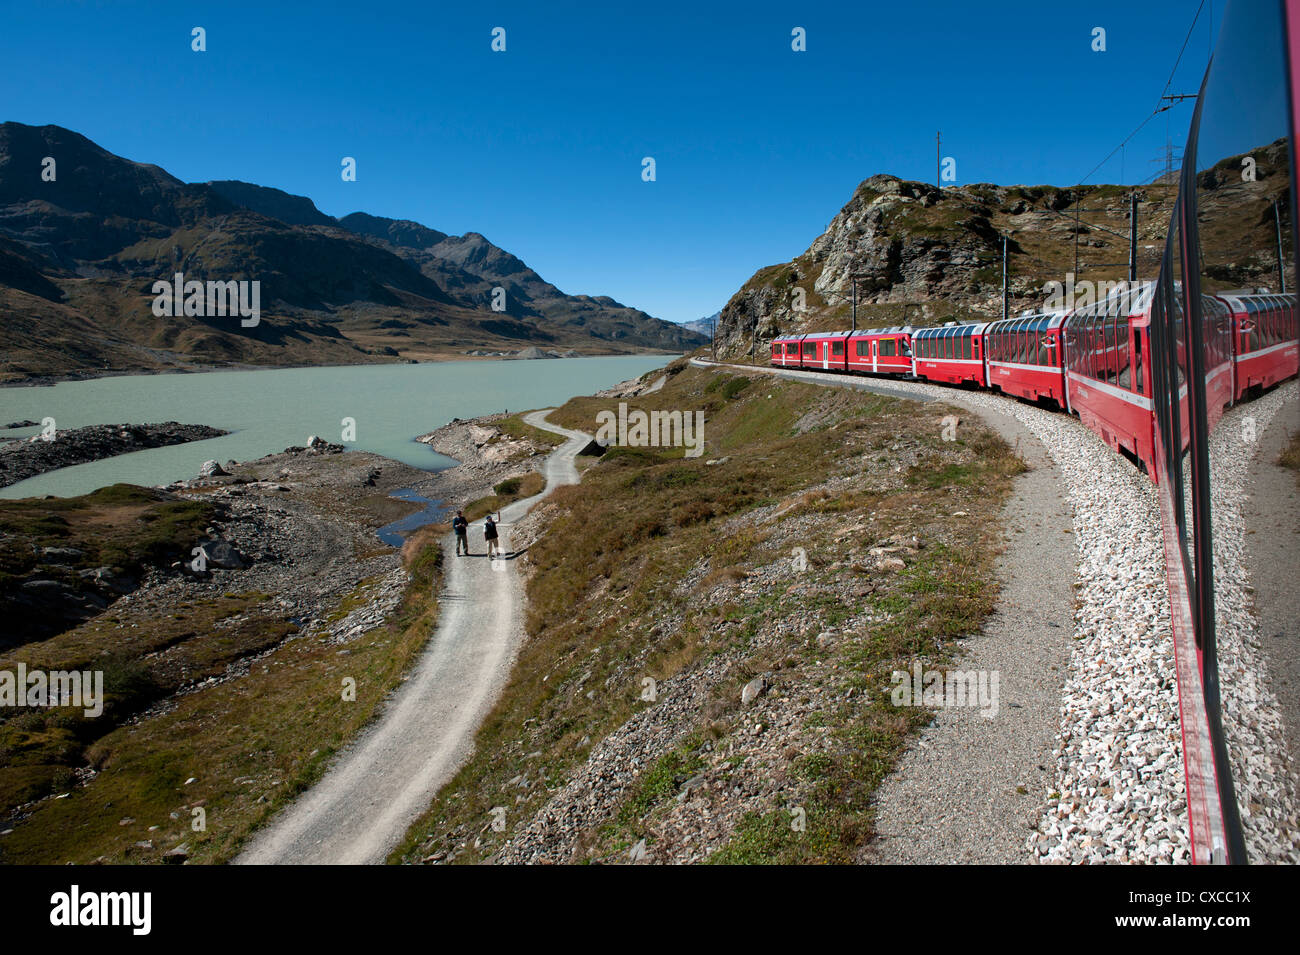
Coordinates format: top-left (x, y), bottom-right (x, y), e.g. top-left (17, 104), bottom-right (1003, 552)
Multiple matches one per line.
top-left (236, 410), bottom-right (590, 865)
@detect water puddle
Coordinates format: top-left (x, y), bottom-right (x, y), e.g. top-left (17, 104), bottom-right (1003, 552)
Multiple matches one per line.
top-left (377, 487), bottom-right (452, 547)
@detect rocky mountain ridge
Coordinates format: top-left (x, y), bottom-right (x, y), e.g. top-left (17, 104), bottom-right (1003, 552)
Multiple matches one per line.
top-left (714, 141), bottom-right (1290, 359)
top-left (0, 122), bottom-right (704, 382)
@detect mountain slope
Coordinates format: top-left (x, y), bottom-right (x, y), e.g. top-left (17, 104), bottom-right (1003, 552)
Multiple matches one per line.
top-left (0, 122), bottom-right (704, 382)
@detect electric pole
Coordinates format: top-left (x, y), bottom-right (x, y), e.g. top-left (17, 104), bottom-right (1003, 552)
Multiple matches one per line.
top-left (1129, 193), bottom-right (1139, 283)
top-left (1001, 235), bottom-right (1008, 321)
top-left (1276, 200), bottom-right (1288, 294)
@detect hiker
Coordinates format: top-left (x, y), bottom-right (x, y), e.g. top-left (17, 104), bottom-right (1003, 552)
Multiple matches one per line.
top-left (452, 510), bottom-right (469, 556)
top-left (484, 511), bottom-right (501, 559)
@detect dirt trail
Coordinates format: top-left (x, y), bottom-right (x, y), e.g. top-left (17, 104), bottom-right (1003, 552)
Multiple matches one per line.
top-left (237, 410), bottom-right (589, 865)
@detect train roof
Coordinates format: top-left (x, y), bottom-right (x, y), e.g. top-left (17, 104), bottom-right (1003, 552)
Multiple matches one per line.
top-left (911, 321), bottom-right (990, 338)
top-left (773, 325), bottom-right (916, 342)
top-left (853, 325), bottom-right (914, 336)
top-left (1217, 290), bottom-right (1296, 313)
top-left (1063, 280), bottom-right (1156, 319)
top-left (986, 311), bottom-right (1068, 334)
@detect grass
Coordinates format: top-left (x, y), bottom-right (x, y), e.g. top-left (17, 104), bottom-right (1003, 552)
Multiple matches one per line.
top-left (0, 533), bottom-right (444, 864)
top-left (461, 471), bottom-right (546, 522)
top-left (495, 412), bottom-right (566, 449)
top-left (0, 484), bottom-right (215, 645)
top-left (391, 364), bottom-right (1026, 864)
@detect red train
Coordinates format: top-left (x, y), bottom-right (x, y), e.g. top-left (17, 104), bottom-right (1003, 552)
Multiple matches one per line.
top-left (769, 286), bottom-right (1297, 481)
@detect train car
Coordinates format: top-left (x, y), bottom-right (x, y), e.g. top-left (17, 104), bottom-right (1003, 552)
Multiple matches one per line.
top-left (770, 334), bottom-right (805, 368)
top-left (1220, 290), bottom-right (1299, 401)
top-left (845, 326), bottom-right (915, 377)
top-left (1062, 283), bottom-right (1158, 476)
top-left (911, 322), bottom-right (989, 386)
top-left (796, 330), bottom-right (853, 372)
top-left (983, 310), bottom-right (1069, 409)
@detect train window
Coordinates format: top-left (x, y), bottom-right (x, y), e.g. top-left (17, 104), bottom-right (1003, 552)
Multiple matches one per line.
top-left (1117, 324), bottom-right (1131, 389)
top-left (855, 340), bottom-right (867, 356)
top-left (1133, 331), bottom-right (1143, 394)
top-left (1107, 318), bottom-right (1119, 382)
top-left (832, 341), bottom-right (844, 356)
top-left (881, 339), bottom-right (896, 357)
top-left (1092, 309), bottom-right (1106, 380)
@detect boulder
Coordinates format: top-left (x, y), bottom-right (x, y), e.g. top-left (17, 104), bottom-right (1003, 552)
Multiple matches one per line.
top-left (199, 459), bottom-right (229, 477)
top-left (200, 539), bottom-right (246, 570)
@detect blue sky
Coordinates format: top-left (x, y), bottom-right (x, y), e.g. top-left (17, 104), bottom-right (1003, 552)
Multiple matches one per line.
top-left (1, 0), bottom-right (1215, 322)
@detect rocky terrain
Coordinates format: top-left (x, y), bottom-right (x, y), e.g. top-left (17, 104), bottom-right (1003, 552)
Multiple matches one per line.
top-left (714, 139), bottom-right (1291, 359)
top-left (0, 421), bottom-right (227, 488)
top-left (0, 122), bottom-right (704, 383)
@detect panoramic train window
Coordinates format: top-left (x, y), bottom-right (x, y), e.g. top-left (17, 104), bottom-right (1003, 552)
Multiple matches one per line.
top-left (832, 341), bottom-right (843, 356)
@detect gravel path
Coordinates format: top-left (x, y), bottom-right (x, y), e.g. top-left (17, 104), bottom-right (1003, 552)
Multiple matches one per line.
top-left (693, 359), bottom-right (1299, 864)
top-left (864, 401), bottom-right (1075, 863)
top-left (236, 410), bottom-right (591, 865)
top-left (1244, 389), bottom-right (1300, 782)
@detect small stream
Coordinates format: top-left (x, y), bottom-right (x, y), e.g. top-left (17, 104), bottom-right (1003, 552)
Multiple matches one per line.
top-left (377, 487), bottom-right (452, 547)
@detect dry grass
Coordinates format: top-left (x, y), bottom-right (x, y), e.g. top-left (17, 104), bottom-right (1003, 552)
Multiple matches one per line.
top-left (0, 538), bottom-right (443, 864)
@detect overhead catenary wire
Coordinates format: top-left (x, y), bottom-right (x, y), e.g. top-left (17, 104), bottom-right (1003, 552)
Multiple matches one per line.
top-left (1076, 0), bottom-right (1209, 187)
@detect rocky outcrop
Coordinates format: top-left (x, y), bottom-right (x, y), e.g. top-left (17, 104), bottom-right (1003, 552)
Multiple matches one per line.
top-left (713, 172), bottom-right (1195, 359)
top-left (0, 422), bottom-right (229, 488)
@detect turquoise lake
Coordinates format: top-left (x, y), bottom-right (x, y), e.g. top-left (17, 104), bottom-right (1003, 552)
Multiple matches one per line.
top-left (0, 356), bottom-right (672, 499)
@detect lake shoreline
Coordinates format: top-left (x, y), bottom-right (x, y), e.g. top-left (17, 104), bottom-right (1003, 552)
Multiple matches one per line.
top-left (0, 350), bottom-right (683, 390)
top-left (0, 422), bottom-right (230, 489)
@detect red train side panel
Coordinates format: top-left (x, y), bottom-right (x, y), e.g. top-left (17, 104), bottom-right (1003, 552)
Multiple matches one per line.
top-left (1222, 291), bottom-right (1299, 401)
top-left (1063, 285), bottom-right (1158, 477)
top-left (984, 310), bottom-right (1069, 409)
top-left (846, 327), bottom-right (915, 376)
top-left (912, 322), bottom-right (989, 387)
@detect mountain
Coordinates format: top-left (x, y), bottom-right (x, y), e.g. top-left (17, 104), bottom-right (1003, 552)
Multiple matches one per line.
top-left (0, 123), bottom-right (704, 382)
top-left (208, 180), bottom-right (337, 227)
top-left (678, 311), bottom-right (719, 337)
top-left (714, 143), bottom-right (1291, 359)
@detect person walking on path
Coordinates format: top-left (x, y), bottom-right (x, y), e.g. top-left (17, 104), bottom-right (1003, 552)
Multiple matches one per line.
top-left (452, 510), bottom-right (469, 556)
top-left (484, 511), bottom-right (501, 559)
